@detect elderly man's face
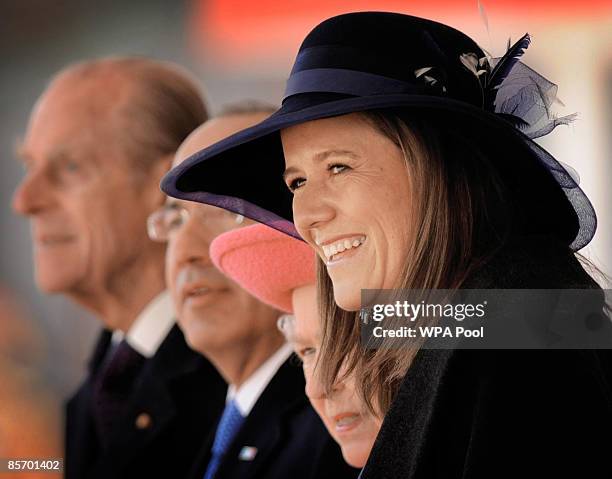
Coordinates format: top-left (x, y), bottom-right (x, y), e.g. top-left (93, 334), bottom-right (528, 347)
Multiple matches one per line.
top-left (12, 76), bottom-right (166, 295)
top-left (162, 114), bottom-right (280, 354)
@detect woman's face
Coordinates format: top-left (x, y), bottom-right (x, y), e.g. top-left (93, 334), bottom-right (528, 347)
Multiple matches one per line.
top-left (286, 284), bottom-right (382, 468)
top-left (281, 114), bottom-right (413, 311)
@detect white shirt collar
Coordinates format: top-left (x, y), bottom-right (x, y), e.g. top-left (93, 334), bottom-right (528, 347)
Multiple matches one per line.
top-left (112, 291), bottom-right (175, 358)
top-left (227, 342), bottom-right (294, 417)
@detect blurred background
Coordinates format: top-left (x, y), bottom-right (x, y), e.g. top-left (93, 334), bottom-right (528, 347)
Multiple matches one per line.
top-left (1, 0), bottom-right (610, 466)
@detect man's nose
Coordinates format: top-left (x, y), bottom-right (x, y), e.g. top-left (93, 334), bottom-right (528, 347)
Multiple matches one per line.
top-left (12, 170), bottom-right (53, 216)
top-left (169, 217), bottom-right (216, 268)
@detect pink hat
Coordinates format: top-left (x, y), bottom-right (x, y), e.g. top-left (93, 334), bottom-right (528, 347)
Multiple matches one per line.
top-left (210, 224), bottom-right (316, 313)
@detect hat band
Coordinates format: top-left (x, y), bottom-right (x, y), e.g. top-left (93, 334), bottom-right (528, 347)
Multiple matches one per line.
top-left (283, 68), bottom-right (430, 100)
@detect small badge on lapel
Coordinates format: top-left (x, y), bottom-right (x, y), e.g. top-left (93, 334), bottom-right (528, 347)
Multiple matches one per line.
top-left (238, 446), bottom-right (258, 461)
top-left (134, 412), bottom-right (153, 430)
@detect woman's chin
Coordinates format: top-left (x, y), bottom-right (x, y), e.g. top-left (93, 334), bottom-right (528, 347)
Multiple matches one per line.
top-left (332, 287), bottom-right (362, 311)
top-left (341, 445), bottom-right (368, 469)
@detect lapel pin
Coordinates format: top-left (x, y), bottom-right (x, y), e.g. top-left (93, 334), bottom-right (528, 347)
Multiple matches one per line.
top-left (238, 446), bottom-right (258, 461)
top-left (134, 412), bottom-right (153, 430)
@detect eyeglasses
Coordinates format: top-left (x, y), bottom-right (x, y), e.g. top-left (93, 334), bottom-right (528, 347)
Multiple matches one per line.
top-left (147, 202), bottom-right (245, 242)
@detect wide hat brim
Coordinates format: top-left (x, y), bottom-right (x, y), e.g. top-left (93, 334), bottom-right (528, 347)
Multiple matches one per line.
top-left (210, 223), bottom-right (316, 313)
top-left (162, 92), bottom-right (596, 251)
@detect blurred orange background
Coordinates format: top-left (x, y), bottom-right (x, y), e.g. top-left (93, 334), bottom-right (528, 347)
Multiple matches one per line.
top-left (192, 0), bottom-right (612, 67)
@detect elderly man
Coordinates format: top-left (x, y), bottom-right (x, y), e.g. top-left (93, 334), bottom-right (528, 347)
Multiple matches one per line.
top-left (148, 104), bottom-right (358, 479)
top-left (12, 57), bottom-right (226, 479)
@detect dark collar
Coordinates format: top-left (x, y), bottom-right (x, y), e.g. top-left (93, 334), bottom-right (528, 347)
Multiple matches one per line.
top-left (464, 235), bottom-right (600, 289)
top-left (143, 323), bottom-right (208, 382)
top-left (87, 329), bottom-right (112, 374)
top-left (87, 324), bottom-right (206, 382)
top-left (243, 354), bottom-right (306, 421)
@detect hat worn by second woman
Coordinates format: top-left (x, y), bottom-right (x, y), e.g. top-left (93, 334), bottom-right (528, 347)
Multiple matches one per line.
top-left (162, 12), bottom-right (596, 251)
top-left (210, 223), bottom-right (315, 313)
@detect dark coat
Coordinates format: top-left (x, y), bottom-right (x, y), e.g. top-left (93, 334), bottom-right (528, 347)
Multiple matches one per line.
top-left (361, 236), bottom-right (612, 479)
top-left (65, 324), bottom-right (227, 479)
top-left (189, 356), bottom-right (360, 479)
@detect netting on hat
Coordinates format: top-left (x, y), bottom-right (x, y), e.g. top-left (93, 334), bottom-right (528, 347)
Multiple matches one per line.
top-left (457, 33), bottom-right (597, 251)
top-left (487, 57), bottom-right (596, 251)
top-left (523, 139), bottom-right (597, 251)
top-left (492, 61), bottom-right (579, 140)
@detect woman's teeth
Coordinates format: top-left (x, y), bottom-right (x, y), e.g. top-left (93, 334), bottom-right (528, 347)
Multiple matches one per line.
top-left (335, 414), bottom-right (360, 428)
top-left (322, 236), bottom-right (366, 261)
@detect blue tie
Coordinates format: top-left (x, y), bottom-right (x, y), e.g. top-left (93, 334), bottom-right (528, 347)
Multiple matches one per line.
top-left (203, 400), bottom-right (245, 479)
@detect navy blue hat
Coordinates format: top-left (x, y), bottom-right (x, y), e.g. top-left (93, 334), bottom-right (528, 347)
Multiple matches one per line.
top-left (162, 12), bottom-right (596, 251)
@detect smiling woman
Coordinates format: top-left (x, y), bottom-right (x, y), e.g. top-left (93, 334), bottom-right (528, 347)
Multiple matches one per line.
top-left (162, 11), bottom-right (612, 479)
top-left (282, 114), bottom-right (414, 313)
top-left (290, 107), bottom-right (535, 412)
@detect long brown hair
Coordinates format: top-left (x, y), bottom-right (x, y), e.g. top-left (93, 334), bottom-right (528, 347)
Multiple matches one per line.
top-left (316, 109), bottom-right (514, 415)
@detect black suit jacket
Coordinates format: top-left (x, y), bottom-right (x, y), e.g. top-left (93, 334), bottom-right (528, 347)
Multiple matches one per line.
top-left (189, 356), bottom-right (360, 479)
top-left (66, 324), bottom-right (227, 479)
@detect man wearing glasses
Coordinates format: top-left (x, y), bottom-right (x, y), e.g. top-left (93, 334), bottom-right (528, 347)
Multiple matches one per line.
top-left (149, 103), bottom-right (356, 479)
top-left (13, 57), bottom-right (226, 479)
